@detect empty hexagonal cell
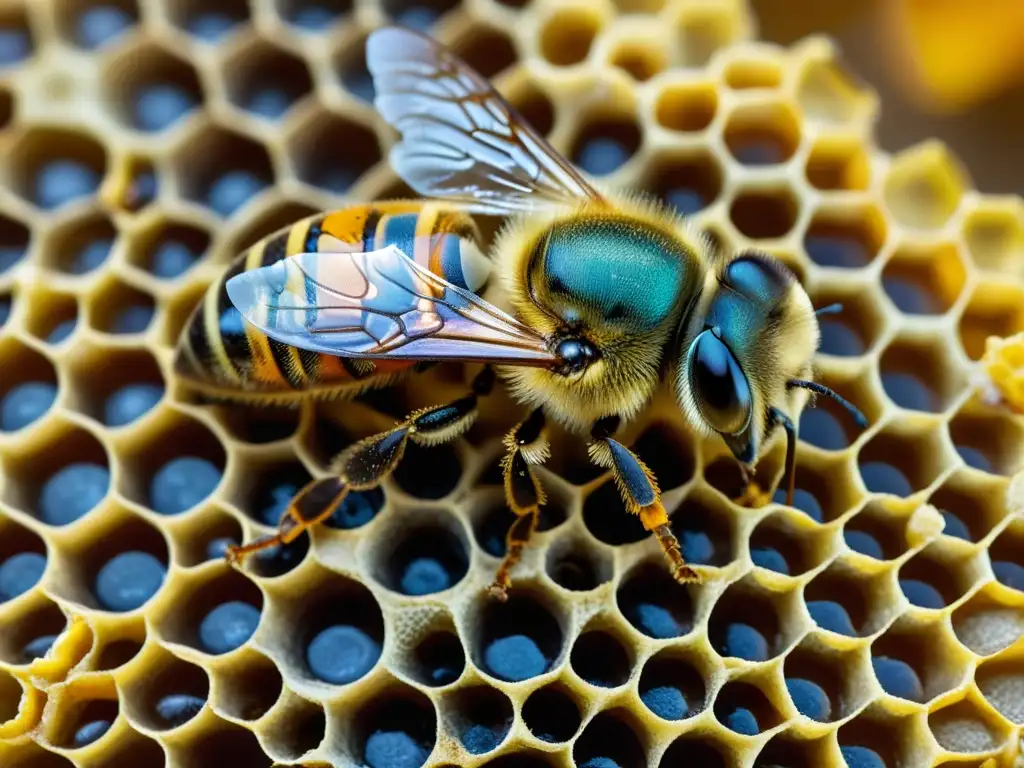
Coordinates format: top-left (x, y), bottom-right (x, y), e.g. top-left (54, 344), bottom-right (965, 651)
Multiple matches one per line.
top-left (843, 501), bottom-right (917, 562)
top-left (837, 710), bottom-right (923, 768)
top-left (0, 520), bottom-right (47, 604)
top-left (393, 442), bottom-right (463, 500)
top-left (976, 653), bottom-right (1024, 724)
top-left (963, 202), bottom-right (1024, 274)
top-left (544, 533), bottom-right (612, 593)
top-left (809, 285), bottom-right (886, 357)
top-left (883, 143), bottom-right (966, 231)
top-left (334, 33), bottom-right (374, 103)
top-left (783, 643), bottom-right (869, 723)
top-left (0, 338), bottom-right (58, 433)
top-left (0, 213), bottom-right (29, 275)
top-left (990, 523), bottom-right (1024, 593)
top-left (473, 591), bottom-right (563, 683)
top-left (175, 127), bottom-right (273, 217)
top-left (871, 619), bottom-right (969, 703)
top-left (799, 369), bottom-right (879, 451)
top-left (677, 5), bottom-right (738, 67)
top-left (406, 627), bottom-right (464, 687)
top-left (670, 493), bottom-right (736, 566)
top-left (803, 204), bottom-right (884, 269)
top-left (41, 212), bottom-right (116, 276)
top-left (573, 709), bottom-right (645, 768)
top-left (212, 651), bottom-right (282, 721)
top-left (654, 81), bottom-right (717, 133)
top-left (54, 0), bottom-right (137, 50)
top-left (0, 5), bottom-right (34, 66)
top-left (23, 288), bottom-right (78, 346)
top-left (709, 578), bottom-right (799, 662)
top-left (642, 150), bottom-right (723, 216)
top-left (796, 56), bottom-right (870, 124)
top-left (223, 39), bottom-right (312, 121)
top-left (540, 5), bottom-right (602, 67)
top-left (88, 277), bottom-right (156, 336)
top-left (771, 453), bottom-right (861, 524)
top-left (275, 0), bottom-right (352, 31)
top-left (929, 473), bottom-right (1006, 543)
top-left (176, 725), bottom-right (272, 768)
top-left (662, 735), bottom-right (733, 768)
top-left (353, 686), bottom-right (436, 768)
top-left (949, 405), bottom-right (1024, 475)
top-left (609, 38), bottom-right (667, 82)
top-left (724, 101), bottom-right (800, 166)
top-left (158, 570), bottom-right (263, 655)
top-left (289, 110), bottom-right (380, 194)
top-left (928, 697), bottom-right (1009, 754)
top-left (118, 415), bottom-right (225, 516)
top-left (857, 425), bottom-right (948, 497)
top-left (51, 687), bottom-right (120, 750)
top-left (167, 0), bottom-right (249, 42)
top-left (805, 135), bottom-right (870, 191)
top-left (879, 334), bottom-right (967, 413)
top-left (262, 696), bottom-right (326, 761)
top-left (638, 649), bottom-right (706, 721)
top-left (729, 186), bottom-right (798, 240)
top-left (713, 678), bottom-right (783, 735)
top-left (958, 281), bottom-right (1024, 360)
top-left (371, 512), bottom-right (469, 597)
top-left (616, 562), bottom-right (694, 640)
top-left (8, 128), bottom-right (105, 210)
top-left (522, 683), bottom-right (580, 744)
top-left (882, 243), bottom-right (967, 315)
top-left (447, 25), bottom-right (517, 80)
top-left (749, 511), bottom-right (830, 577)
top-left (754, 735), bottom-right (831, 768)
top-left (174, 507), bottom-right (243, 567)
top-left (804, 561), bottom-right (895, 637)
top-left (570, 627), bottom-right (633, 689)
top-left (570, 112), bottom-right (642, 177)
top-left (1, 423), bottom-right (110, 526)
top-left (129, 220), bottom-right (210, 279)
top-left (103, 42), bottom-right (203, 132)
top-left (724, 56), bottom-right (783, 89)
top-left (93, 631), bottom-right (144, 671)
top-left (66, 345), bottom-right (164, 428)
top-left (448, 685), bottom-right (513, 755)
top-left (120, 646), bottom-right (209, 731)
top-left (0, 596), bottom-right (66, 665)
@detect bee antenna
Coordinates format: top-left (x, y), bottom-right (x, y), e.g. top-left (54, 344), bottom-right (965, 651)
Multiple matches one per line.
top-left (787, 379), bottom-right (869, 429)
top-left (815, 303), bottom-right (844, 316)
top-left (769, 406), bottom-right (797, 508)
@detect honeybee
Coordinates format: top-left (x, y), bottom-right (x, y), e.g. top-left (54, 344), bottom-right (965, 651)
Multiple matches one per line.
top-left (175, 26), bottom-right (866, 600)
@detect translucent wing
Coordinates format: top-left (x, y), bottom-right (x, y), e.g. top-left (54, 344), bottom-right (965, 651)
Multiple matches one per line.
top-left (366, 25), bottom-right (607, 214)
top-left (225, 245), bottom-right (559, 366)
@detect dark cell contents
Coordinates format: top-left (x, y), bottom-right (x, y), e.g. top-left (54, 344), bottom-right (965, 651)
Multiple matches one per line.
top-left (663, 185), bottom-right (709, 214)
top-left (35, 160), bottom-right (100, 209)
top-left (574, 137), bottom-right (633, 176)
top-left (22, 634), bottom-right (58, 662)
top-left (772, 488), bottom-right (823, 522)
top-left (38, 462), bottom-right (110, 525)
top-left (0, 26), bottom-right (32, 65)
top-left (186, 12), bottom-right (243, 41)
top-left (956, 445), bottom-right (993, 472)
top-left (785, 678), bottom-right (830, 721)
top-left (68, 237), bottom-right (112, 275)
top-left (94, 551), bottom-right (166, 611)
top-left (750, 546), bottom-right (789, 575)
top-left (134, 84), bottom-right (198, 132)
top-left (1, 382), bottom-right (57, 431)
top-left (251, 534), bottom-right (308, 578)
top-left (617, 569), bottom-right (692, 639)
top-left (571, 632), bottom-right (631, 688)
top-left (718, 622), bottom-right (769, 662)
top-left (641, 685), bottom-right (688, 720)
top-left (840, 746), bottom-right (886, 768)
top-left (0, 226), bottom-right (28, 273)
top-left (0, 295), bottom-right (9, 327)
top-left (245, 87), bottom-right (293, 119)
top-left (845, 529), bottom-right (884, 559)
top-left (324, 488), bottom-right (384, 529)
top-left (340, 57), bottom-right (375, 102)
top-left (155, 693), bottom-right (205, 728)
top-left (206, 170), bottom-right (267, 216)
top-left (899, 578), bottom-right (945, 609)
top-left (723, 706), bottom-right (759, 735)
top-left (361, 700), bottom-right (435, 768)
top-left (390, 527), bottom-right (467, 597)
top-left (198, 600), bottom-right (261, 654)
top-left (799, 407), bottom-right (848, 450)
top-left (484, 634), bottom-right (547, 682)
top-left (805, 233), bottom-right (870, 268)
top-left (103, 383), bottom-right (163, 427)
top-left (883, 277), bottom-right (940, 314)
top-left (860, 462), bottom-right (913, 496)
top-left (76, 6), bottom-right (133, 49)
top-left (882, 373), bottom-right (938, 412)
top-left (522, 686), bottom-right (580, 743)
top-left (48, 318), bottom-right (77, 344)
top-left (872, 655), bottom-right (924, 701)
top-left (807, 600), bottom-right (856, 636)
top-left (306, 625), bottom-right (381, 684)
top-left (818, 319), bottom-right (865, 356)
top-left (993, 560), bottom-right (1024, 591)
top-left (110, 303), bottom-right (154, 334)
top-left (284, 1), bottom-right (349, 30)
top-left (149, 456), bottom-right (222, 515)
top-left (939, 510), bottom-right (971, 541)
top-left (0, 552), bottom-right (46, 601)
top-left (150, 237), bottom-right (203, 279)
top-left (73, 719), bottom-right (112, 747)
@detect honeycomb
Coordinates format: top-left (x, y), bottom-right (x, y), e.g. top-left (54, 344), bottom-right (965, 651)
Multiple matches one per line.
top-left (1, 1), bottom-right (1024, 767)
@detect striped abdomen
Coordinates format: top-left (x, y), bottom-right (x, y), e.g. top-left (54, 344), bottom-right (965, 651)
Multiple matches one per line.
top-left (174, 201), bottom-right (490, 401)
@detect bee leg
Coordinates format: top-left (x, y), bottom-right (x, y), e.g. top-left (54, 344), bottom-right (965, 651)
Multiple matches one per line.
top-left (588, 416), bottom-right (699, 585)
top-left (226, 477), bottom-right (350, 563)
top-left (489, 407), bottom-right (548, 602)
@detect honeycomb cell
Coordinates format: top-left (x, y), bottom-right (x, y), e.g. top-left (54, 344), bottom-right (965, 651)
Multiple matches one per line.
top-left (263, 697), bottom-right (325, 760)
top-left (729, 186), bottom-right (798, 239)
top-left (570, 628), bottom-right (633, 688)
top-left (750, 511), bottom-right (828, 576)
top-left (179, 725), bottom-right (272, 768)
top-left (8, 128), bottom-right (106, 210)
top-left (642, 150), bottom-right (723, 215)
top-left (233, 460), bottom-right (311, 528)
top-left (157, 570), bottom-right (263, 655)
top-left (799, 370), bottom-right (878, 452)
top-left (654, 81), bottom-right (718, 132)
top-left (288, 109), bottom-right (380, 194)
top-left (42, 212), bottom-right (116, 277)
top-left (709, 579), bottom-right (794, 662)
top-left (570, 112), bottom-right (642, 177)
top-left (836, 711), bottom-right (912, 768)
top-left (609, 37), bottom-right (667, 81)
top-left (354, 688), bottom-right (436, 768)
top-left (2, 423), bottom-right (110, 526)
top-left (660, 736), bottom-right (730, 768)
top-left (842, 501), bottom-right (916, 562)
top-left (882, 243), bottom-right (967, 316)
top-left (616, 562), bottom-right (694, 639)
top-left (104, 42), bottom-right (203, 132)
top-left (929, 474), bottom-right (1005, 543)
top-left (448, 25), bottom-right (517, 80)
top-left (130, 221), bottom-right (209, 280)
top-left (879, 334), bottom-right (966, 414)
top-left (409, 630), bottom-right (464, 687)
top-left (724, 56), bottom-right (783, 89)
top-left (810, 285), bottom-right (887, 358)
top-left (88, 277), bottom-right (156, 335)
top-left (784, 643), bottom-right (867, 722)
top-left (540, 5), bottom-right (602, 67)
top-left (857, 426), bottom-right (947, 497)
top-left (449, 685), bottom-right (513, 755)
top-left (976, 653), bottom-right (1024, 724)
top-left (213, 651), bottom-right (282, 721)
top-left (223, 40), bottom-right (313, 121)
top-left (963, 201), bottom-right (1024, 274)
top-left (949, 404), bottom-right (1024, 475)
top-left (928, 697), bottom-right (1007, 754)
top-left (23, 288), bottom-right (78, 346)
top-left (334, 33), bottom-right (375, 103)
top-left (65, 345), bottom-right (163, 428)
top-left (713, 679), bottom-right (782, 735)
top-left (0, 213), bottom-right (29, 274)
top-left (521, 684), bottom-right (580, 744)
top-left (671, 493), bottom-right (736, 566)
top-left (883, 143), bottom-right (966, 231)
top-left (990, 525), bottom-right (1024, 593)
top-left (95, 635), bottom-right (143, 670)
top-left (474, 591), bottom-right (563, 682)
top-left (0, 596), bottom-right (66, 664)
top-left (753, 732), bottom-right (833, 768)
top-left (803, 204), bottom-right (884, 269)
top-left (168, 0), bottom-right (249, 42)
top-left (0, 5), bottom-right (34, 66)
top-left (805, 563), bottom-right (892, 637)
top-left (374, 516), bottom-right (469, 597)
top-left (584, 481), bottom-right (649, 545)
top-left (392, 442), bottom-right (463, 500)
top-left (958, 281), bottom-right (1024, 360)
top-left (677, 4), bottom-right (739, 67)
top-left (176, 127), bottom-right (273, 217)
top-left (324, 488), bottom-right (385, 531)
top-left (796, 55), bottom-right (870, 125)
top-left (0, 339), bottom-right (58, 432)
top-left (805, 135), bottom-right (871, 191)
top-left (544, 533), bottom-right (613, 592)
top-left (871, 620), bottom-right (967, 703)
top-left (573, 709), bottom-right (645, 768)
top-left (637, 649), bottom-right (705, 721)
top-left (275, 0), bottom-right (352, 31)
top-left (724, 101), bottom-right (800, 166)
top-left (0, 521), bottom-right (47, 603)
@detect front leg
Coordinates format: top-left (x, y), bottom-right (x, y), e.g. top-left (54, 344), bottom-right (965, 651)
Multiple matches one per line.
top-left (588, 416), bottom-right (699, 584)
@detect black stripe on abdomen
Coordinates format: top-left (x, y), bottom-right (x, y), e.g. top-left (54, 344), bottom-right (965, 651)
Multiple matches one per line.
top-left (268, 337), bottom-right (304, 389)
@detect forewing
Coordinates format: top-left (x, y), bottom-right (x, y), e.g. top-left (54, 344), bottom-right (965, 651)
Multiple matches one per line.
top-left (366, 25), bottom-right (607, 214)
top-left (225, 245), bottom-right (559, 367)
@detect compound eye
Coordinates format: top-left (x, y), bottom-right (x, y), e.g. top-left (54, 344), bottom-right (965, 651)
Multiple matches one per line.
top-left (688, 329), bottom-right (752, 435)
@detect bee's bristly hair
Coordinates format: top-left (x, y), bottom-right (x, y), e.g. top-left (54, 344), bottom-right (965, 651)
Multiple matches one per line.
top-left (787, 379), bottom-right (869, 428)
top-left (814, 302), bottom-right (844, 316)
top-left (769, 406), bottom-right (797, 508)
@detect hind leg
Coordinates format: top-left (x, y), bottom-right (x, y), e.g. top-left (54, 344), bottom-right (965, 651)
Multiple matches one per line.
top-left (226, 366), bottom-right (495, 564)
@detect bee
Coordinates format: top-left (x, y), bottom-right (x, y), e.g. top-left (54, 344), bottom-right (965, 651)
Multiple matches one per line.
top-left (177, 25), bottom-right (867, 600)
